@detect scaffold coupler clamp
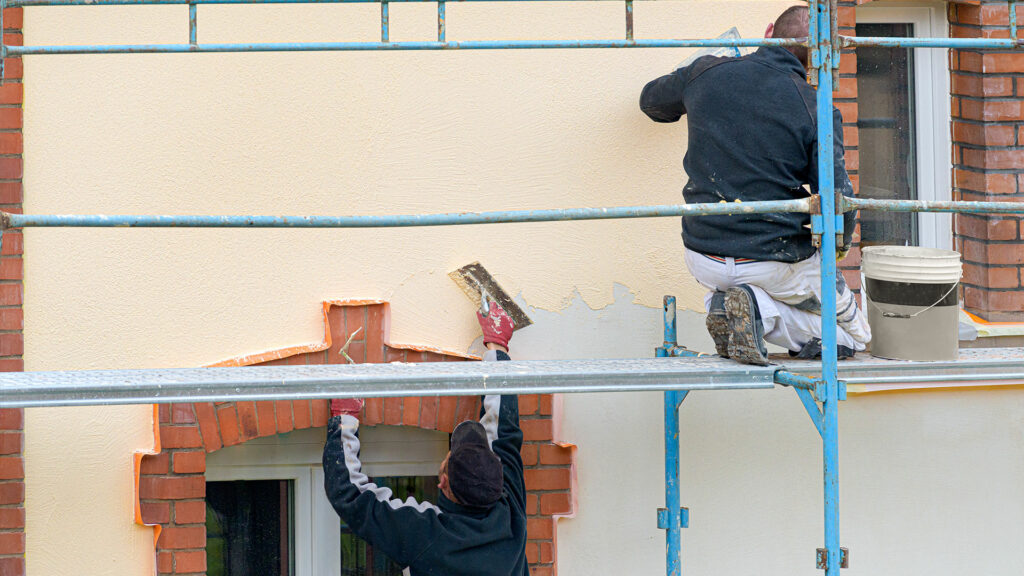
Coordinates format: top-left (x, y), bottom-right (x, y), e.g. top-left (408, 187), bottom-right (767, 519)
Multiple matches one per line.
top-left (814, 379), bottom-right (848, 402)
top-left (816, 547), bottom-right (849, 569)
top-left (657, 507), bottom-right (689, 529)
top-left (0, 211), bottom-right (10, 256)
top-left (809, 194), bottom-right (846, 251)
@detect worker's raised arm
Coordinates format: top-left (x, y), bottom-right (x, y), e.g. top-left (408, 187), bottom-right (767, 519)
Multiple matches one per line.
top-left (809, 106), bottom-right (857, 250)
top-left (476, 303), bottom-right (527, 509)
top-left (639, 68), bottom-right (688, 123)
top-left (322, 401), bottom-right (441, 569)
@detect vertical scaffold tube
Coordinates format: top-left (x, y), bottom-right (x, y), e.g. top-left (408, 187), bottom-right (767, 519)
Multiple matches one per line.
top-left (437, 0), bottom-right (445, 42)
top-left (663, 295), bottom-right (677, 350)
top-left (1011, 0), bottom-right (1018, 40)
top-left (808, 0), bottom-right (819, 86)
top-left (814, 0), bottom-right (841, 573)
top-left (381, 0), bottom-right (389, 42)
top-left (189, 2), bottom-right (197, 44)
top-left (659, 295), bottom-right (681, 576)
top-left (625, 0), bottom-right (634, 41)
top-left (0, 0), bottom-right (6, 81)
top-left (664, 389), bottom-right (682, 576)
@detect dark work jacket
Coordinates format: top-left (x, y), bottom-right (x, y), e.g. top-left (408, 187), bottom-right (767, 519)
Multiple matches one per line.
top-left (639, 46), bottom-right (855, 263)
top-left (322, 350), bottom-right (529, 576)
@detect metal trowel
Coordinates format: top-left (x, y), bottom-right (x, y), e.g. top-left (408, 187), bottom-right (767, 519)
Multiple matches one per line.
top-left (448, 262), bottom-right (533, 331)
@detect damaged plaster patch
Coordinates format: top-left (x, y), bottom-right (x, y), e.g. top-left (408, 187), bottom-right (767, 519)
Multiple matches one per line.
top-left (468, 282), bottom-right (717, 359)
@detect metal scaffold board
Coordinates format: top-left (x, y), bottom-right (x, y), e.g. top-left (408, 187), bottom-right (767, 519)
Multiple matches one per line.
top-left (0, 357), bottom-right (776, 408)
top-left (779, 347), bottom-right (1024, 386)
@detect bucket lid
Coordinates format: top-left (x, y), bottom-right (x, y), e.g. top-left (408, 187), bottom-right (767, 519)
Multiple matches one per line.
top-left (861, 245), bottom-right (962, 284)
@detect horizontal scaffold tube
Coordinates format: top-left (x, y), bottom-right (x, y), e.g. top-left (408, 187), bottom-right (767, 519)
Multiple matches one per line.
top-left (842, 36), bottom-right (1024, 50)
top-left (0, 199), bottom-right (811, 230)
top-left (843, 197), bottom-right (1024, 215)
top-left (7, 38), bottom-right (803, 56)
top-left (773, 370), bottom-right (816, 390)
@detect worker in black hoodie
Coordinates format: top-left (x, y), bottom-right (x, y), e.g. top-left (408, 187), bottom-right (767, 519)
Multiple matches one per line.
top-left (322, 301), bottom-right (529, 576)
top-left (639, 5), bottom-right (870, 365)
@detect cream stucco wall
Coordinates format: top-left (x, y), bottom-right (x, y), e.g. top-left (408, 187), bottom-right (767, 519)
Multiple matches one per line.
top-left (23, 5), bottom-right (770, 572)
top-left (20, 2), bottom-right (1024, 575)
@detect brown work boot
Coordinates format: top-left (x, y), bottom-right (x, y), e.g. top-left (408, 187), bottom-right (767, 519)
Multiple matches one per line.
top-left (705, 290), bottom-right (730, 358)
top-left (724, 285), bottom-right (770, 366)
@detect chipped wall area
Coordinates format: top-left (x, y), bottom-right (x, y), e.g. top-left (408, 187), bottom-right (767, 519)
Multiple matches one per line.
top-left (491, 292), bottom-right (1024, 575)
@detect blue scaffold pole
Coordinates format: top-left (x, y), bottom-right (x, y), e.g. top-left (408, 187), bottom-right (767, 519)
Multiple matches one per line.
top-left (663, 387), bottom-right (685, 576)
top-left (657, 296), bottom-right (687, 576)
top-left (813, 0), bottom-right (842, 573)
top-left (0, 199), bottom-right (811, 230)
top-left (5, 37), bottom-right (802, 56)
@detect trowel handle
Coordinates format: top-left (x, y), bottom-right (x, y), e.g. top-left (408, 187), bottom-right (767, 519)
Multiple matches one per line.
top-left (479, 287), bottom-right (491, 316)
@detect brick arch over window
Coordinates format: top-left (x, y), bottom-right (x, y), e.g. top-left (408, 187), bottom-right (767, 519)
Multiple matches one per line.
top-left (138, 300), bottom-right (574, 576)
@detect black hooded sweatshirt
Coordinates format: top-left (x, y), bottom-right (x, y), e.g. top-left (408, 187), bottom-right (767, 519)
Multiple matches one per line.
top-left (322, 350), bottom-right (530, 576)
top-left (640, 46), bottom-right (855, 263)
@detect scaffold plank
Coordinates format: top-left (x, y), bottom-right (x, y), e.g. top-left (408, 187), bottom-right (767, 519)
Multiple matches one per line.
top-left (0, 357), bottom-right (775, 408)
top-left (780, 347), bottom-right (1024, 386)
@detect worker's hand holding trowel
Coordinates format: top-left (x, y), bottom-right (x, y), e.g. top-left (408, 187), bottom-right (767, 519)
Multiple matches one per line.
top-left (450, 261), bottom-right (532, 353)
top-left (477, 300), bottom-right (514, 352)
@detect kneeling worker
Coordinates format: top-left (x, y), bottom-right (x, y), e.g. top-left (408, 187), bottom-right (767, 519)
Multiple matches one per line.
top-left (638, 5), bottom-right (871, 364)
top-left (322, 302), bottom-right (530, 575)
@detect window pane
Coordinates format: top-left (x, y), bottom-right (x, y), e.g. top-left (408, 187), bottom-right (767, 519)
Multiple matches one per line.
top-left (855, 22), bottom-right (918, 246)
top-left (340, 476), bottom-right (439, 576)
top-left (207, 480), bottom-right (294, 576)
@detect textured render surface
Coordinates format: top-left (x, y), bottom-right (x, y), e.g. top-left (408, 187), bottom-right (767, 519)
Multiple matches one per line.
top-left (24, 406), bottom-right (156, 576)
top-left (20, 5), bottom-right (777, 572)
top-left (19, 1), bottom-right (792, 369)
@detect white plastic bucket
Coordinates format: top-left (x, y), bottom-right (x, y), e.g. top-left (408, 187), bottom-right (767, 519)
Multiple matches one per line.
top-left (861, 246), bottom-right (962, 361)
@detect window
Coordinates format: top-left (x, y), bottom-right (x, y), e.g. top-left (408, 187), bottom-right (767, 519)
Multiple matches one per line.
top-left (855, 4), bottom-right (952, 249)
top-left (206, 426), bottom-right (449, 576)
top-left (856, 22), bottom-right (919, 246)
top-left (206, 479), bottom-right (294, 576)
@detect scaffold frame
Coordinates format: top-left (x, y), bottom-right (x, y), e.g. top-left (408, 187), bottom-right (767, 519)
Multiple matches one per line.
top-left (2, 0), bottom-right (1024, 574)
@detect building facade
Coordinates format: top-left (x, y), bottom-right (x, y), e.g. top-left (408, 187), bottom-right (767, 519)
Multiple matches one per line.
top-left (2, 1), bottom-right (1024, 575)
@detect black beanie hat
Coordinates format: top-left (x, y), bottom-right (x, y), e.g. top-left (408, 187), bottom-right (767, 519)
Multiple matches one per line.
top-left (447, 420), bottom-right (503, 507)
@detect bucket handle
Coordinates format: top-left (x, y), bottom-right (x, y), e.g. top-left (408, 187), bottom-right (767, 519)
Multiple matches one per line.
top-left (861, 281), bottom-right (959, 319)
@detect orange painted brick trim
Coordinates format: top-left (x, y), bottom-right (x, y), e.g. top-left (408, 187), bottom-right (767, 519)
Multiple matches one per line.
top-left (963, 309), bottom-right (1024, 327)
top-left (133, 403), bottom-right (163, 564)
top-left (207, 299), bottom-right (478, 368)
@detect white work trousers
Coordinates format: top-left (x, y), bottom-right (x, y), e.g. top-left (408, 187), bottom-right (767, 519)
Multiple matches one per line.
top-left (684, 249), bottom-right (872, 352)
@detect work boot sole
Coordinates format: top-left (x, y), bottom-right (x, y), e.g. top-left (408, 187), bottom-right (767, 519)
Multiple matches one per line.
top-left (706, 313), bottom-right (730, 358)
top-left (706, 291), bottom-right (730, 358)
top-left (725, 287), bottom-right (770, 366)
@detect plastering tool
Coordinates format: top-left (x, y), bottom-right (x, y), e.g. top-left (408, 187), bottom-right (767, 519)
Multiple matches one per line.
top-left (449, 262), bottom-right (533, 331)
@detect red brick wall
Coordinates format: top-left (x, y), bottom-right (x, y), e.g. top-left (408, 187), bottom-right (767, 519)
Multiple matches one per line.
top-left (840, 1), bottom-right (1024, 320)
top-left (0, 5), bottom-right (23, 575)
top-left (837, 2), bottom-right (863, 296)
top-left (139, 302), bottom-right (572, 575)
top-left (950, 1), bottom-right (1024, 321)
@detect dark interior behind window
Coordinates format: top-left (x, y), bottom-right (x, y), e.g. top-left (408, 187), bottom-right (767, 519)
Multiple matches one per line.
top-left (206, 479), bottom-right (294, 576)
top-left (856, 22), bottom-right (918, 246)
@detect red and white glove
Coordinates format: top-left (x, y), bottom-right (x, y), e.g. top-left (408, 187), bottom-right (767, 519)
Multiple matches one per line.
top-left (476, 301), bottom-right (514, 351)
top-left (330, 398), bottom-right (364, 418)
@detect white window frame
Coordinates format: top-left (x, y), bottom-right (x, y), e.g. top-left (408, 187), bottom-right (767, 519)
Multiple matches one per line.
top-left (206, 426), bottom-right (448, 576)
top-left (855, 2), bottom-right (953, 250)
top-left (204, 464), bottom-right (315, 576)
